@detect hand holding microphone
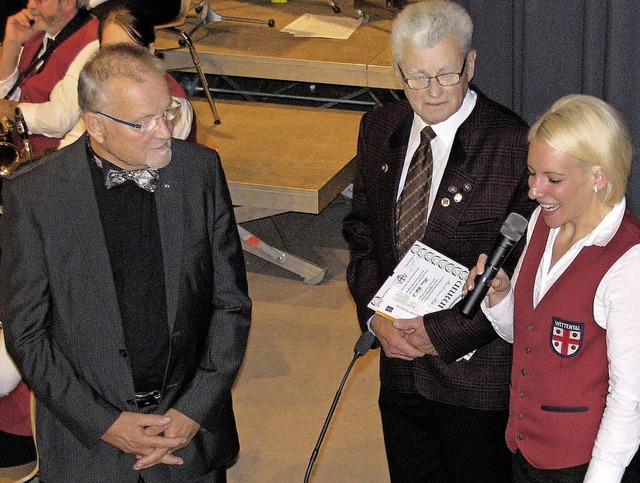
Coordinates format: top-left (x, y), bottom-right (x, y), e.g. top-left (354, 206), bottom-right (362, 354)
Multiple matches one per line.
top-left (465, 253), bottom-right (512, 306)
top-left (459, 212), bottom-right (528, 319)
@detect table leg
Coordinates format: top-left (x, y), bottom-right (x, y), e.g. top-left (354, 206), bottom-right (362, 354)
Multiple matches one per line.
top-left (237, 225), bottom-right (325, 285)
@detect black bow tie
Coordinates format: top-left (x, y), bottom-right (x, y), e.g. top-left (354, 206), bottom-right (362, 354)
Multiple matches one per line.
top-left (105, 168), bottom-right (160, 192)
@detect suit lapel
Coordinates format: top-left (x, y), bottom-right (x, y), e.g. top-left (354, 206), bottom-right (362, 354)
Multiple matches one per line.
top-left (55, 141), bottom-right (123, 328)
top-left (154, 156), bottom-right (184, 332)
top-left (377, 112), bottom-right (412, 261)
top-left (425, 95), bottom-right (485, 239)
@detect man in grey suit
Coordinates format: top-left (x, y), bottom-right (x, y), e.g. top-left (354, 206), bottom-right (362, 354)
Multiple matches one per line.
top-left (343, 1), bottom-right (535, 481)
top-left (1, 43), bottom-right (251, 482)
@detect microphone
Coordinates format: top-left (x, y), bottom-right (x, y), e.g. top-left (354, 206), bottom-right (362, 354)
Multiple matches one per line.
top-left (304, 331), bottom-right (375, 483)
top-left (459, 212), bottom-right (528, 319)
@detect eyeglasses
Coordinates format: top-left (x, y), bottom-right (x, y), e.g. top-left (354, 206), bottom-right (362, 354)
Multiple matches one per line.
top-left (397, 56), bottom-right (468, 90)
top-left (96, 98), bottom-right (181, 134)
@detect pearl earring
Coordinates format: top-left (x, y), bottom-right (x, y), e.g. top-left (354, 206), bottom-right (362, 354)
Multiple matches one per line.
top-left (594, 186), bottom-right (599, 193)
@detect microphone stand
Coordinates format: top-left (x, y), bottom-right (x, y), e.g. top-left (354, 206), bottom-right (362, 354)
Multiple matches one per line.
top-left (304, 332), bottom-right (375, 483)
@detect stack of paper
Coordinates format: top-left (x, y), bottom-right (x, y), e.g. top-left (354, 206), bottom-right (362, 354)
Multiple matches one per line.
top-left (281, 13), bottom-right (363, 40)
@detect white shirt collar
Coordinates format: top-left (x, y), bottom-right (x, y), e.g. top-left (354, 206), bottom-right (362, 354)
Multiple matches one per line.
top-left (581, 197), bottom-right (626, 247)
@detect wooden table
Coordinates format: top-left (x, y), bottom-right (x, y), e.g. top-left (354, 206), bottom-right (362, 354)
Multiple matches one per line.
top-left (193, 99), bottom-right (362, 216)
top-left (193, 98), bottom-right (363, 283)
top-left (159, 0), bottom-right (397, 282)
top-left (156, 0), bottom-right (401, 89)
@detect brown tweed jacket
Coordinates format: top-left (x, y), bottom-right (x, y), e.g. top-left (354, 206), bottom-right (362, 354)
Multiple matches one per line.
top-left (343, 90), bottom-right (535, 410)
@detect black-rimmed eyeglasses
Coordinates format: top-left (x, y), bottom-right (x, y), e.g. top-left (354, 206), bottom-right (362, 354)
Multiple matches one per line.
top-left (97, 98), bottom-right (181, 134)
top-left (397, 55), bottom-right (468, 90)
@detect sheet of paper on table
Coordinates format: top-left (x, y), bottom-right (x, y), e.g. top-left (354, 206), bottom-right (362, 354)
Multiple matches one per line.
top-left (281, 13), bottom-right (363, 39)
top-left (368, 240), bottom-right (475, 361)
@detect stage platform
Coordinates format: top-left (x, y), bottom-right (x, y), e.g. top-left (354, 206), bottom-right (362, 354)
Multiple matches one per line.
top-left (161, 0), bottom-right (398, 282)
top-left (155, 0), bottom-right (401, 89)
top-left (193, 98), bottom-right (361, 217)
top-left (193, 98), bottom-right (362, 284)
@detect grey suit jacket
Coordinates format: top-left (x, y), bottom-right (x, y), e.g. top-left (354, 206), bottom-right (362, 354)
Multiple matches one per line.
top-left (1, 136), bottom-right (252, 482)
top-left (344, 91), bottom-right (535, 410)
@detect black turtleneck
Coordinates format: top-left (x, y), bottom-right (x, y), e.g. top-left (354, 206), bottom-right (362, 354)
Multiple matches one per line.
top-left (88, 148), bottom-right (169, 393)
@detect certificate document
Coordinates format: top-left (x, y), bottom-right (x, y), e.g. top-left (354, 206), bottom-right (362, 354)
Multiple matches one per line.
top-left (368, 241), bottom-right (469, 320)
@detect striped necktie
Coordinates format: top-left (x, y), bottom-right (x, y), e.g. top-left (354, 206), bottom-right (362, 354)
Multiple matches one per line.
top-left (396, 126), bottom-right (436, 257)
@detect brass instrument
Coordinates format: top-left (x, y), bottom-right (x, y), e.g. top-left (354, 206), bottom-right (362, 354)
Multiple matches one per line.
top-left (0, 107), bottom-right (33, 178)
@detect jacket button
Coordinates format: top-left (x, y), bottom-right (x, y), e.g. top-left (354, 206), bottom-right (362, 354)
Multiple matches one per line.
top-left (516, 413), bottom-right (523, 420)
top-left (518, 391), bottom-right (525, 398)
top-left (517, 434), bottom-right (524, 441)
top-left (527, 325), bottom-right (534, 331)
top-left (524, 347), bottom-right (531, 353)
top-left (118, 349), bottom-right (128, 357)
top-left (381, 164), bottom-right (389, 173)
top-left (520, 369), bottom-right (526, 376)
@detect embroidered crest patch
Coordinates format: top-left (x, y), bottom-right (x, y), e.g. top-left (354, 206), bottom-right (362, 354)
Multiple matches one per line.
top-left (550, 317), bottom-right (584, 358)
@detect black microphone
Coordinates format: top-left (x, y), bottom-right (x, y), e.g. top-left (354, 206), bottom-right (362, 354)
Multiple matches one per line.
top-left (304, 331), bottom-right (375, 483)
top-left (459, 212), bottom-right (528, 319)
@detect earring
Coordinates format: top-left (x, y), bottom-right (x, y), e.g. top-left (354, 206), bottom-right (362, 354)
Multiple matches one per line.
top-left (594, 186), bottom-right (599, 193)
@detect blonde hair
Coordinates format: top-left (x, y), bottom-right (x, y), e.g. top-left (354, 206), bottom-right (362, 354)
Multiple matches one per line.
top-left (529, 94), bottom-right (632, 205)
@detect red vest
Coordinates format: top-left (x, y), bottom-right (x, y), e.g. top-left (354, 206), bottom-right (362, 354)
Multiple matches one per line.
top-left (0, 380), bottom-right (32, 436)
top-left (16, 16), bottom-right (98, 156)
top-left (508, 210), bottom-right (640, 469)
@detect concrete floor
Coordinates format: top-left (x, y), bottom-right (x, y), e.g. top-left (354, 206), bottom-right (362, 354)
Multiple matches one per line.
top-left (229, 195), bottom-right (390, 482)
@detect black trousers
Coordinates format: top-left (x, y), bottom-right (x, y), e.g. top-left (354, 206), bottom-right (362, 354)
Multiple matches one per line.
top-left (0, 429), bottom-right (36, 467)
top-left (379, 386), bottom-right (512, 483)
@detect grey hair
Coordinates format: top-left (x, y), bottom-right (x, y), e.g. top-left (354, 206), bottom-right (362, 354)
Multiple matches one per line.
top-left (391, 0), bottom-right (473, 65)
top-left (78, 43), bottom-right (167, 113)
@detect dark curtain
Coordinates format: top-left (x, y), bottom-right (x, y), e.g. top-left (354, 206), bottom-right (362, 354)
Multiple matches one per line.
top-left (458, 1), bottom-right (640, 215)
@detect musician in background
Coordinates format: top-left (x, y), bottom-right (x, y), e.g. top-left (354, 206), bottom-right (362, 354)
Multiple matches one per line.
top-left (0, 0), bottom-right (98, 157)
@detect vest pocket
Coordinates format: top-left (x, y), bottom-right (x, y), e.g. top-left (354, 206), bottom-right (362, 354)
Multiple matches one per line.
top-left (541, 405), bottom-right (588, 413)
